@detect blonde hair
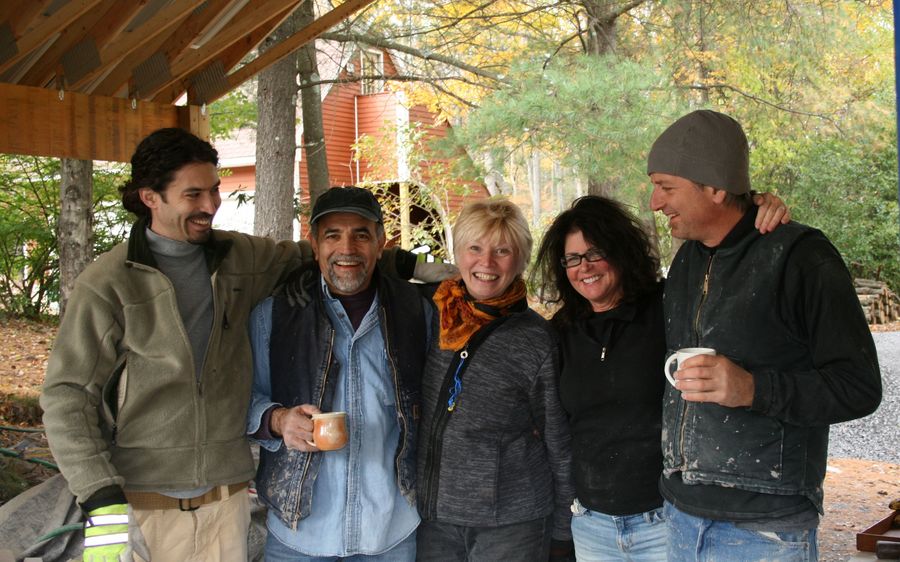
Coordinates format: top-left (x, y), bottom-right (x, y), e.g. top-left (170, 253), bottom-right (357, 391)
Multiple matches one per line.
top-left (452, 198), bottom-right (532, 275)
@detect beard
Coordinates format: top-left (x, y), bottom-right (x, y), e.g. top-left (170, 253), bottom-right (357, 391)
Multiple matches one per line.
top-left (186, 213), bottom-right (214, 244)
top-left (325, 254), bottom-right (370, 295)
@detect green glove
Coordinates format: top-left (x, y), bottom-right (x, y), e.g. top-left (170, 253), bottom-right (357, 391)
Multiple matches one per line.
top-left (83, 504), bottom-right (151, 562)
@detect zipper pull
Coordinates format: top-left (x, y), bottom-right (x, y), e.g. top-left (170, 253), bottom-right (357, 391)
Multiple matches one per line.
top-left (600, 347), bottom-right (607, 361)
top-left (446, 350), bottom-right (468, 412)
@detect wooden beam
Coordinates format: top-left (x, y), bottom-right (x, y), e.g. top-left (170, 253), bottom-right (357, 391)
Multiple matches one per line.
top-left (0, 82), bottom-right (190, 161)
top-left (90, 0), bottom-right (238, 98)
top-left (6, 0), bottom-right (54, 35)
top-left (0, 0), bottom-right (104, 75)
top-left (217, 4), bottom-right (297, 74)
top-left (147, 0), bottom-right (299, 102)
top-left (19, 0), bottom-right (119, 87)
top-left (0, 5), bottom-right (22, 26)
top-left (177, 104), bottom-right (211, 140)
top-left (160, 3), bottom-right (295, 104)
top-left (218, 0), bottom-right (377, 101)
top-left (85, 26), bottom-right (174, 97)
top-left (67, 1), bottom-right (204, 91)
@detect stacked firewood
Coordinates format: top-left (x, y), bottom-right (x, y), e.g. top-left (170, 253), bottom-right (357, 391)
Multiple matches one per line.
top-left (855, 279), bottom-right (900, 325)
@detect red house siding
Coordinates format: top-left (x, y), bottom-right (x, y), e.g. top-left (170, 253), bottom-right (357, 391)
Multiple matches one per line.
top-left (292, 48), bottom-right (488, 234)
top-left (219, 165), bottom-right (255, 194)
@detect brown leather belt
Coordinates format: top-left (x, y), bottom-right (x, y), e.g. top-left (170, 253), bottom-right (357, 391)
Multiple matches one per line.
top-left (125, 482), bottom-right (248, 511)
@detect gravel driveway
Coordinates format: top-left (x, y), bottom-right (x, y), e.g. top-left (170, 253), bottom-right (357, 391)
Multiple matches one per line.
top-left (828, 331), bottom-right (899, 461)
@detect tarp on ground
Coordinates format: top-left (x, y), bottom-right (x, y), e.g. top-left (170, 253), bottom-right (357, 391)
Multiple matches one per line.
top-left (0, 474), bottom-right (269, 561)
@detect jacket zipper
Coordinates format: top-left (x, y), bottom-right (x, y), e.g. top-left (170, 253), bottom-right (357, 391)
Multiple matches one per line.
top-left (692, 255), bottom-right (714, 343)
top-left (293, 328), bottom-right (335, 529)
top-left (680, 253), bottom-right (715, 464)
top-left (421, 346), bottom-right (467, 519)
top-left (379, 307), bottom-right (408, 491)
top-left (195, 270), bottom-right (220, 483)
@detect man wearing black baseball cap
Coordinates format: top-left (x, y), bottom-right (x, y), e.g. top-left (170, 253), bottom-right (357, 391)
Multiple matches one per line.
top-left (248, 186), bottom-right (431, 561)
top-left (648, 111), bottom-right (881, 561)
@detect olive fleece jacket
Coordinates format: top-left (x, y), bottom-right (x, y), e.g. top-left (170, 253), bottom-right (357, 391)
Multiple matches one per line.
top-left (41, 222), bottom-right (312, 504)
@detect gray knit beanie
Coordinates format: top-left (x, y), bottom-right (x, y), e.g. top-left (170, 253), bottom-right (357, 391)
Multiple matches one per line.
top-left (646, 110), bottom-right (750, 194)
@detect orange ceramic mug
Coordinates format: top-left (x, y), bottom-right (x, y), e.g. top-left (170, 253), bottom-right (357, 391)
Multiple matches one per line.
top-left (308, 412), bottom-right (348, 451)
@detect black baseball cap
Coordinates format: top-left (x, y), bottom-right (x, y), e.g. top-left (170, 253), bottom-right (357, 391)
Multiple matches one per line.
top-left (310, 186), bottom-right (383, 225)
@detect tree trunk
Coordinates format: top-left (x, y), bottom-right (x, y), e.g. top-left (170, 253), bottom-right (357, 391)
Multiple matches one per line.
top-left (583, 1), bottom-right (618, 197)
top-left (484, 151), bottom-right (500, 196)
top-left (574, 173), bottom-right (585, 198)
top-left (582, 0), bottom-right (617, 56)
top-left (255, 11), bottom-right (300, 241)
top-left (694, 3), bottom-right (710, 105)
top-left (296, 0), bottom-right (330, 208)
top-left (552, 161), bottom-right (563, 213)
top-left (529, 149), bottom-right (542, 227)
top-left (58, 158), bottom-right (93, 319)
top-left (587, 177), bottom-right (614, 196)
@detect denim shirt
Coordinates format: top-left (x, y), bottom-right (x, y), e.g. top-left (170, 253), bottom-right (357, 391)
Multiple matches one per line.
top-left (247, 280), bottom-right (420, 556)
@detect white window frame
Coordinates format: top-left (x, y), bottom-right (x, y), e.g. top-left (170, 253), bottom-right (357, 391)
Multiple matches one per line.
top-left (360, 50), bottom-right (384, 95)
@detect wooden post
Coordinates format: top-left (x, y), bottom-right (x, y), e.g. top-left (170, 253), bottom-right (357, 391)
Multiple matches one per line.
top-left (178, 104), bottom-right (211, 140)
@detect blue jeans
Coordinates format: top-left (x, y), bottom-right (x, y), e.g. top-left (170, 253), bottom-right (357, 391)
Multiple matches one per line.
top-left (570, 499), bottom-right (666, 561)
top-left (416, 516), bottom-right (553, 562)
top-left (264, 529), bottom-right (416, 561)
top-left (664, 502), bottom-right (818, 562)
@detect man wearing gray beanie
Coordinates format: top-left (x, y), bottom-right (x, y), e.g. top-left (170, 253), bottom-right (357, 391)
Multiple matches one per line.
top-left (648, 110), bottom-right (881, 561)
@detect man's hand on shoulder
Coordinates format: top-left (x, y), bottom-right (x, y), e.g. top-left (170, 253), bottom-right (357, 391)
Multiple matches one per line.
top-left (413, 254), bottom-right (459, 283)
top-left (753, 192), bottom-right (791, 234)
top-left (271, 404), bottom-right (321, 451)
top-left (275, 261), bottom-right (319, 308)
top-left (673, 354), bottom-right (755, 408)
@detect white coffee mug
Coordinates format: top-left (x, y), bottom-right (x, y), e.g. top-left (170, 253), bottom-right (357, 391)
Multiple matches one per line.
top-left (663, 347), bottom-right (716, 386)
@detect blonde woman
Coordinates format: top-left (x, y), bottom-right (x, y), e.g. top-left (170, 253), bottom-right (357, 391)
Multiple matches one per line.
top-left (416, 198), bottom-right (574, 562)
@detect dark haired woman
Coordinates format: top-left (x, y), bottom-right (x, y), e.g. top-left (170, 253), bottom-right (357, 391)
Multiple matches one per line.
top-left (534, 195), bottom-right (788, 561)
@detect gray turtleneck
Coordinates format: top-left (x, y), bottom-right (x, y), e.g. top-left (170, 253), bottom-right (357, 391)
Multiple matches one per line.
top-left (145, 228), bottom-right (213, 379)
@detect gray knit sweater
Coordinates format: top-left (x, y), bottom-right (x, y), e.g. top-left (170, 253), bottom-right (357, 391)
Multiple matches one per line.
top-left (417, 308), bottom-right (574, 540)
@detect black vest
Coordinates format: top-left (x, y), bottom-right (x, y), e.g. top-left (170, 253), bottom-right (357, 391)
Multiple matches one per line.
top-left (256, 273), bottom-right (427, 525)
top-left (662, 219), bottom-right (829, 510)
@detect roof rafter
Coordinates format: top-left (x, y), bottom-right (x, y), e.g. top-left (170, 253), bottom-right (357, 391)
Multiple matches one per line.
top-left (147, 0), bottom-right (301, 103)
top-left (66, 0), bottom-right (204, 91)
top-left (90, 0), bottom-right (242, 97)
top-left (0, 0), bottom-right (104, 75)
top-left (20, 0), bottom-right (125, 87)
top-left (216, 0), bottom-right (377, 103)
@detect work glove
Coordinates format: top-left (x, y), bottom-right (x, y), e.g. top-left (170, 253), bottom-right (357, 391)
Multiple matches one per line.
top-left (83, 504), bottom-right (150, 562)
top-left (412, 253), bottom-right (458, 283)
top-left (278, 262), bottom-right (318, 308)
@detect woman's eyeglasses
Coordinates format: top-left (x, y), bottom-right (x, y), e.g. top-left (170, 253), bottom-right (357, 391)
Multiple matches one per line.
top-left (560, 249), bottom-right (607, 269)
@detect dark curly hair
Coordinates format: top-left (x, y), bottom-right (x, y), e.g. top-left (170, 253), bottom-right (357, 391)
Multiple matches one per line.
top-left (533, 196), bottom-right (660, 329)
top-left (119, 128), bottom-right (219, 218)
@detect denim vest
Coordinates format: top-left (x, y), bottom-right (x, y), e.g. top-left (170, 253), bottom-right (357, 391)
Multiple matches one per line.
top-left (254, 273), bottom-right (427, 527)
top-left (662, 221), bottom-right (828, 511)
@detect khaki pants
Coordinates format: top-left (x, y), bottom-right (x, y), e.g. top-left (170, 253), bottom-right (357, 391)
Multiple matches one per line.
top-left (133, 486), bottom-right (250, 562)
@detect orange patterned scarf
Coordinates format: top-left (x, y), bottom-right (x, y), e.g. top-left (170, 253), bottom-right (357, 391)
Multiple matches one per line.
top-left (433, 277), bottom-right (528, 351)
